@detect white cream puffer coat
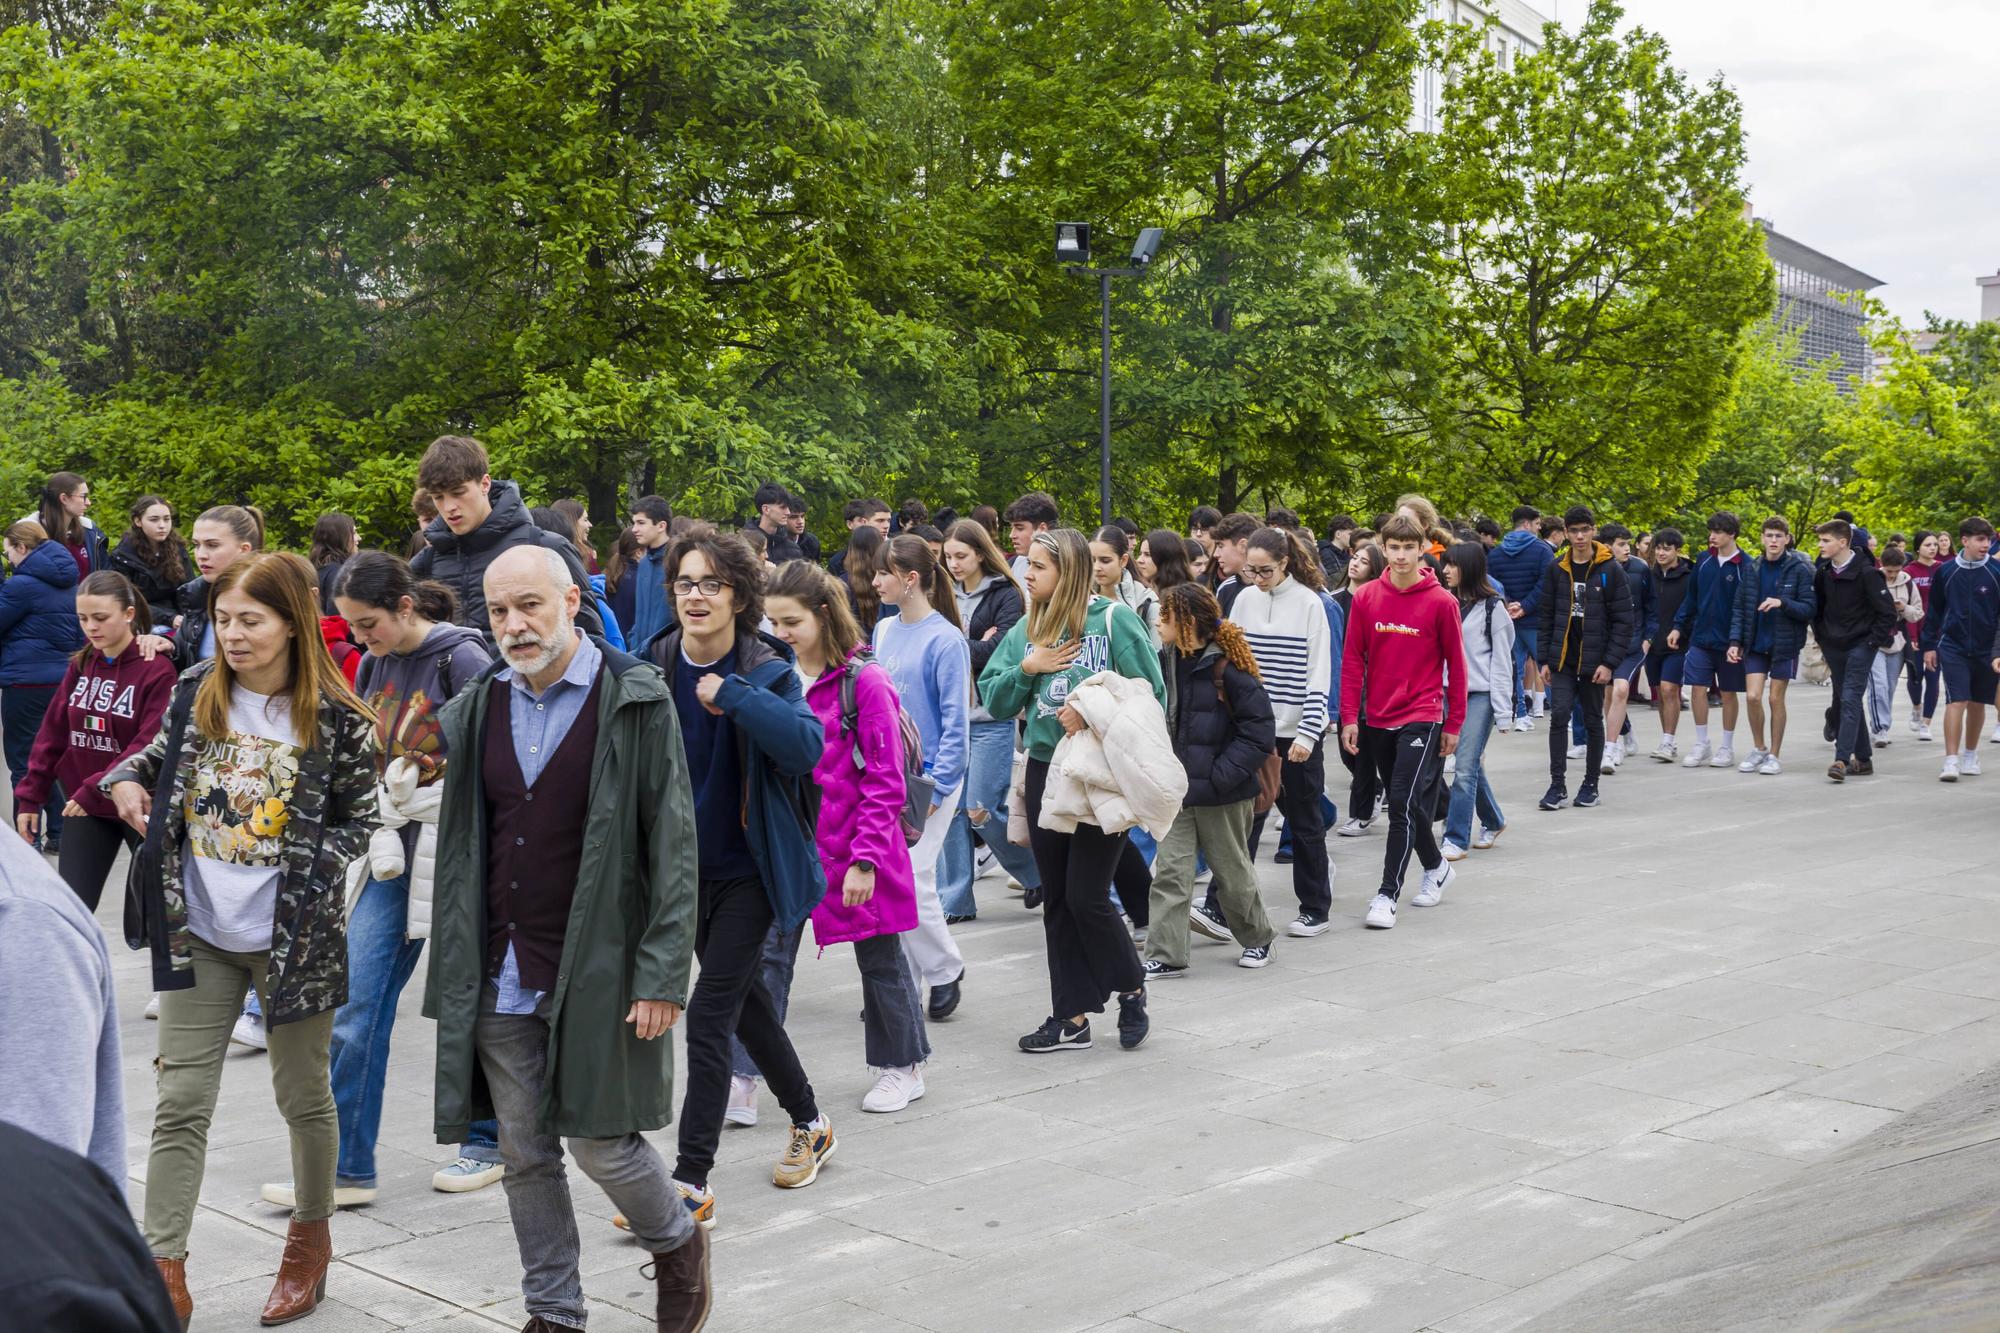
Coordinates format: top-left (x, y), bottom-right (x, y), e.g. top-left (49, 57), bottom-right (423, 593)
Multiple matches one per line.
top-left (1038, 671), bottom-right (1187, 837)
top-left (343, 755), bottom-right (444, 939)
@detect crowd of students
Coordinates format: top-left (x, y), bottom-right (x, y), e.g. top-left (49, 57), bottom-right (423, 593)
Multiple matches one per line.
top-left (3, 446), bottom-right (1999, 1332)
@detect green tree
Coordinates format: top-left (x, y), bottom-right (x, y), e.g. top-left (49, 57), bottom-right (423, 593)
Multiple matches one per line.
top-left (1418, 0), bottom-right (1773, 516)
top-left (1846, 315), bottom-right (1998, 531)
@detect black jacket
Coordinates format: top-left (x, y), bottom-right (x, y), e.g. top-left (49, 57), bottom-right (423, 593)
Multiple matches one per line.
top-left (168, 574), bottom-right (212, 671)
top-left (961, 577), bottom-right (1025, 676)
top-left (411, 481), bottom-right (601, 641)
top-left (0, 1122), bottom-right (180, 1332)
top-left (1535, 542), bottom-right (1634, 677)
top-left (1649, 558), bottom-right (1693, 645)
top-left (106, 534), bottom-right (188, 618)
top-left (1812, 556), bottom-right (1896, 652)
top-left (1162, 642), bottom-right (1277, 807)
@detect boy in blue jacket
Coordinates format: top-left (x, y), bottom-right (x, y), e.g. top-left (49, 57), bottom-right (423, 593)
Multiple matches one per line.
top-left (1488, 505), bottom-right (1556, 728)
top-left (1725, 517), bottom-right (1817, 776)
top-left (1923, 516), bottom-right (2000, 778)
top-left (1668, 511), bottom-right (1746, 768)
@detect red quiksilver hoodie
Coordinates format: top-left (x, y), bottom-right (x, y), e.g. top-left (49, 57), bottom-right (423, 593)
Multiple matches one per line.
top-left (1340, 567), bottom-right (1467, 733)
top-left (14, 641), bottom-right (178, 821)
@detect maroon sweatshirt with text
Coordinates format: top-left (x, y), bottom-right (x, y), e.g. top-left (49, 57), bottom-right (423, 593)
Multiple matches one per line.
top-left (14, 643), bottom-right (178, 821)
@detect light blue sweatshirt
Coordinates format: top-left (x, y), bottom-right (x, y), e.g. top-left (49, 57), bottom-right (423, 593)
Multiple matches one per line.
top-left (874, 608), bottom-right (972, 797)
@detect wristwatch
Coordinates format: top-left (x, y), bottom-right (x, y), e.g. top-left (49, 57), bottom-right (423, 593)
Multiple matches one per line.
top-left (853, 859), bottom-right (876, 873)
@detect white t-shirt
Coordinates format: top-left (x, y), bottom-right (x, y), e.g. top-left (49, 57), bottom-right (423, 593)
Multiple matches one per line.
top-left (181, 688), bottom-right (302, 953)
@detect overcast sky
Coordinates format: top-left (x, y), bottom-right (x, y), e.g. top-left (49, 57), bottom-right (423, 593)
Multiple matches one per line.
top-left (1562, 0), bottom-right (2000, 327)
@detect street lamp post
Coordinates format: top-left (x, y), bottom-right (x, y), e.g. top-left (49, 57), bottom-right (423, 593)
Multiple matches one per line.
top-left (1056, 223), bottom-right (1163, 526)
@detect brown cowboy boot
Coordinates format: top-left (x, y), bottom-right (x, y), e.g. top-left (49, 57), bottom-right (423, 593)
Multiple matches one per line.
top-left (259, 1218), bottom-right (331, 1325)
top-left (644, 1225), bottom-right (712, 1332)
top-left (154, 1256), bottom-right (194, 1331)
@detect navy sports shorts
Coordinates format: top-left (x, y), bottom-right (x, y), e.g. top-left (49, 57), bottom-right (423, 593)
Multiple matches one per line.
top-left (1682, 643), bottom-right (1746, 692)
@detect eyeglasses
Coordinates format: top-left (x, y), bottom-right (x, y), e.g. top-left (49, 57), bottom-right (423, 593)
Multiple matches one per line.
top-left (1242, 563), bottom-right (1280, 579)
top-left (672, 578), bottom-right (729, 597)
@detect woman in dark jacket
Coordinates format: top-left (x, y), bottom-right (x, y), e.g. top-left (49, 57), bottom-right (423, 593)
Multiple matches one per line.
top-left (938, 518), bottom-right (1040, 916)
top-left (1143, 582), bottom-right (1278, 976)
top-left (108, 495), bottom-right (191, 621)
top-left (2, 521), bottom-right (86, 852)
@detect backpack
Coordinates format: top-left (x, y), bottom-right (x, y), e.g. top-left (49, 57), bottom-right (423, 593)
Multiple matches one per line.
top-left (838, 650), bottom-right (935, 845)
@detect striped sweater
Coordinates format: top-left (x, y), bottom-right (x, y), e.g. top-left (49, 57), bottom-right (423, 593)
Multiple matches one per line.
top-left (1229, 576), bottom-right (1332, 741)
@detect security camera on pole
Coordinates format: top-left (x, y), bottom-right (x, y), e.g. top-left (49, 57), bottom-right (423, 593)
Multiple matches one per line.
top-left (1055, 223), bottom-right (1164, 527)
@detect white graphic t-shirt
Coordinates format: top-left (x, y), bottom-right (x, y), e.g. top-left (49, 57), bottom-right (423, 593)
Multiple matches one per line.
top-left (182, 688), bottom-right (301, 953)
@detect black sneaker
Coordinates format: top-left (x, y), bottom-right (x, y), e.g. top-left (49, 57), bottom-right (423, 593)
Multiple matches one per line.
top-left (1141, 959), bottom-right (1186, 981)
top-left (1573, 782), bottom-right (1601, 809)
top-left (944, 913), bottom-right (976, 925)
top-left (1117, 991), bottom-right (1149, 1050)
top-left (1238, 943), bottom-right (1273, 969)
top-left (927, 969), bottom-right (964, 1021)
top-left (1274, 848), bottom-right (1294, 864)
top-left (1023, 887), bottom-right (1044, 910)
top-left (1018, 1017), bottom-right (1091, 1053)
top-left (1538, 782), bottom-right (1568, 811)
top-left (1286, 912), bottom-right (1330, 938)
top-left (1188, 902), bottom-right (1232, 943)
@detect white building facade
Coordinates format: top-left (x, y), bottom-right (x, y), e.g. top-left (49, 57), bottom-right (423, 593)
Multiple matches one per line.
top-left (1413, 0), bottom-right (1558, 134)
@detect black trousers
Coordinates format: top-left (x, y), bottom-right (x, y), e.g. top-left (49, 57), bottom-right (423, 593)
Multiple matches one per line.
top-left (1250, 737), bottom-right (1331, 917)
top-left (57, 814), bottom-right (139, 913)
top-left (1361, 722), bottom-right (1443, 900)
top-left (1025, 759), bottom-right (1144, 1019)
top-left (675, 874), bottom-right (818, 1187)
top-left (1114, 840), bottom-right (1151, 929)
top-left (1824, 642), bottom-right (1874, 765)
top-left (1548, 671), bottom-right (1604, 783)
top-left (1340, 729), bottom-right (1379, 821)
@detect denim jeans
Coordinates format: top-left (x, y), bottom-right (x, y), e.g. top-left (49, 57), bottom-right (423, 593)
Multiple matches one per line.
top-left (477, 990), bottom-right (693, 1328)
top-left (1444, 693), bottom-right (1506, 848)
top-left (1511, 625), bottom-right (1538, 718)
top-left (938, 720), bottom-right (1043, 917)
top-left (330, 875), bottom-right (499, 1184)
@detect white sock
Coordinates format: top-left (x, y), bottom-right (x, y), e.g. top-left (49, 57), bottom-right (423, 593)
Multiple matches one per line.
top-left (1694, 724), bottom-right (1709, 745)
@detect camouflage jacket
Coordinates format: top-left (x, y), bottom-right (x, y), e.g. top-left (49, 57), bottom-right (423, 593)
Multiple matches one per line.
top-left (104, 662), bottom-right (380, 1025)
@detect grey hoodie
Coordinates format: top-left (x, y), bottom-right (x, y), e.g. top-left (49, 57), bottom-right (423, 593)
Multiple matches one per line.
top-left (354, 622), bottom-right (492, 857)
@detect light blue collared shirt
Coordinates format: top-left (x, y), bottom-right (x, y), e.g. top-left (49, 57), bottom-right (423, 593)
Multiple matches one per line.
top-left (490, 630), bottom-right (602, 1014)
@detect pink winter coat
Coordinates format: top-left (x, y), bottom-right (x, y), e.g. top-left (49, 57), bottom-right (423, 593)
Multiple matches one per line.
top-left (806, 654), bottom-right (918, 948)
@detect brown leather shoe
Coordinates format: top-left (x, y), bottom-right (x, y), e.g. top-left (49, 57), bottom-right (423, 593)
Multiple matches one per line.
top-left (644, 1226), bottom-right (712, 1332)
top-left (155, 1256), bottom-right (194, 1331)
top-left (259, 1218), bottom-right (331, 1325)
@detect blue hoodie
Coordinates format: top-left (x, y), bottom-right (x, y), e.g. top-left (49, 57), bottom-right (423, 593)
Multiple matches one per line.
top-left (1487, 529), bottom-right (1555, 617)
top-left (874, 609), bottom-right (972, 797)
top-left (1921, 555), bottom-right (2000, 657)
top-left (1675, 547), bottom-right (1745, 652)
top-left (627, 543), bottom-right (672, 650)
top-left (0, 540), bottom-right (84, 686)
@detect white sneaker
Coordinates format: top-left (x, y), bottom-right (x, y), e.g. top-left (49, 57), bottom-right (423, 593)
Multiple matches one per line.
top-left (1681, 741), bottom-right (1712, 768)
top-left (1709, 746), bottom-right (1735, 769)
top-left (262, 1180), bottom-right (376, 1209)
top-left (1412, 862), bottom-right (1455, 908)
top-left (1871, 730), bottom-right (1891, 748)
top-left (1335, 817), bottom-right (1372, 837)
top-left (1567, 742), bottom-right (1587, 760)
top-left (1910, 716), bottom-right (1923, 735)
top-left (1963, 751), bottom-right (1983, 776)
top-left (973, 845), bottom-right (996, 878)
top-left (143, 993), bottom-right (160, 1020)
top-left (1440, 841), bottom-right (1468, 862)
top-left (1442, 754), bottom-right (1457, 780)
top-left (1364, 893), bottom-right (1399, 928)
top-left (1473, 825), bottom-right (1502, 850)
top-left (230, 1012), bottom-right (268, 1051)
top-left (861, 1065), bottom-right (925, 1114)
top-left (1652, 737), bottom-right (1678, 763)
top-left (1941, 755), bottom-right (1960, 782)
top-left (1737, 749), bottom-right (1766, 773)
top-left (1919, 722), bottom-right (1933, 742)
top-left (1991, 723), bottom-right (2000, 744)
top-left (1601, 749), bottom-right (1621, 774)
top-left (1513, 716), bottom-right (1535, 733)
top-left (1623, 735), bottom-right (1639, 757)
top-left (1758, 755), bottom-right (1782, 775)
top-left (726, 1074), bottom-right (760, 1127)
top-left (1531, 699), bottom-right (1546, 719)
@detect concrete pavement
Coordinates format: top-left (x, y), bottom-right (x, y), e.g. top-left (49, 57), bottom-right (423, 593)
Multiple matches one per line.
top-left (25, 685), bottom-right (2000, 1330)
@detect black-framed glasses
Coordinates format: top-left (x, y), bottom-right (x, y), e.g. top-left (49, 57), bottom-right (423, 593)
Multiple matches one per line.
top-left (673, 577), bottom-right (730, 597)
top-left (1242, 563), bottom-right (1281, 579)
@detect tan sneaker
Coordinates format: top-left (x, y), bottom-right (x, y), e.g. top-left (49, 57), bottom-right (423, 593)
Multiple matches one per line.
top-left (773, 1117), bottom-right (836, 1188)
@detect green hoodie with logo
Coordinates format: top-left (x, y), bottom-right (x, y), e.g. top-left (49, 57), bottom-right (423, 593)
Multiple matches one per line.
top-left (977, 595), bottom-right (1166, 762)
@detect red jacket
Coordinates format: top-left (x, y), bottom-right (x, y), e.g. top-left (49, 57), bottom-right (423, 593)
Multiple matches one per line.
top-left (15, 642), bottom-right (178, 820)
top-left (1340, 568), bottom-right (1468, 733)
top-left (320, 616), bottom-right (362, 686)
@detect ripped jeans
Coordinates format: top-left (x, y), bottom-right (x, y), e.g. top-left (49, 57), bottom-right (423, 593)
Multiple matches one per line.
top-left (938, 719), bottom-right (1043, 917)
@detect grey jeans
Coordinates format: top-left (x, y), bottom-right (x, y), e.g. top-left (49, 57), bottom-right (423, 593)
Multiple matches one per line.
top-left (475, 990), bottom-right (694, 1329)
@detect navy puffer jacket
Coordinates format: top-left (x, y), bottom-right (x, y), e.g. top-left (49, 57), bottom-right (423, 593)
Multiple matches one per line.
top-left (0, 540), bottom-right (84, 686)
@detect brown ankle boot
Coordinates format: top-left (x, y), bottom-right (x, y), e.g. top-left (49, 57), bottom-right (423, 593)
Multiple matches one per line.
top-left (259, 1218), bottom-right (331, 1326)
top-left (154, 1256), bottom-right (194, 1331)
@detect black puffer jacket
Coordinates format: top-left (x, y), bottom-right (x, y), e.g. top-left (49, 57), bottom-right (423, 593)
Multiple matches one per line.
top-left (1162, 641), bottom-right (1277, 807)
top-left (1535, 541), bottom-right (1634, 677)
top-left (168, 574), bottom-right (213, 671)
top-left (958, 576), bottom-right (1025, 676)
top-left (411, 481), bottom-right (602, 641)
top-left (107, 534), bottom-right (188, 617)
